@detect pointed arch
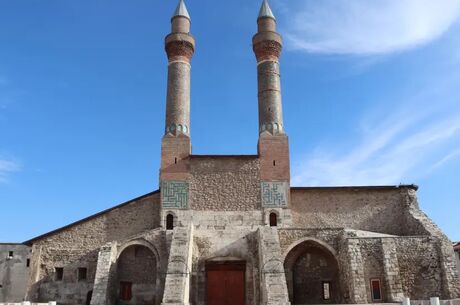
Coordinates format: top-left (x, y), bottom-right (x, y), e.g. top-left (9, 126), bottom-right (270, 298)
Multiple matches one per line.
top-left (284, 238), bottom-right (341, 304)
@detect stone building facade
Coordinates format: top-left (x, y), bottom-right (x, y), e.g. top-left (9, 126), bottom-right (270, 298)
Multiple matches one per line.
top-left (3, 0), bottom-right (460, 304)
top-left (0, 244), bottom-right (31, 302)
top-left (454, 243), bottom-right (460, 276)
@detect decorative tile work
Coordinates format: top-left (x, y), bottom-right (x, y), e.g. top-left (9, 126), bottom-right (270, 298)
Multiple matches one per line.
top-left (261, 181), bottom-right (288, 207)
top-left (162, 181), bottom-right (189, 209)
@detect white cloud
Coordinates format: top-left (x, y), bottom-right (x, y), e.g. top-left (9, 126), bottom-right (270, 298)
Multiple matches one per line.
top-left (291, 74), bottom-right (460, 186)
top-left (292, 114), bottom-right (460, 186)
top-left (0, 158), bottom-right (20, 183)
top-left (281, 0), bottom-right (460, 55)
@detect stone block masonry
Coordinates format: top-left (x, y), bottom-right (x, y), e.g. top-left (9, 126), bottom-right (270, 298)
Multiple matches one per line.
top-left (0, 244), bottom-right (31, 302)
top-left (90, 243), bottom-right (117, 305)
top-left (161, 225), bottom-right (193, 305)
top-left (258, 227), bottom-right (291, 305)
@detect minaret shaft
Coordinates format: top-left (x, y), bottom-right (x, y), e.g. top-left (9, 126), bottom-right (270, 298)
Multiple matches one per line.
top-left (257, 60), bottom-right (283, 134)
top-left (164, 14), bottom-right (195, 136)
top-left (253, 1), bottom-right (290, 182)
top-left (253, 14), bottom-right (284, 135)
top-left (160, 1), bottom-right (194, 180)
top-left (165, 61), bottom-right (191, 135)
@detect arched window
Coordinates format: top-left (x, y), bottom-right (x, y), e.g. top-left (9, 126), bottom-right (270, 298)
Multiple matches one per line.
top-left (269, 212), bottom-right (278, 227)
top-left (166, 214), bottom-right (174, 230)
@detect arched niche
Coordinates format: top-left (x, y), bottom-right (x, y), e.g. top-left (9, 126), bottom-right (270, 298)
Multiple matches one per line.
top-left (115, 242), bottom-right (159, 305)
top-left (284, 239), bottom-right (341, 304)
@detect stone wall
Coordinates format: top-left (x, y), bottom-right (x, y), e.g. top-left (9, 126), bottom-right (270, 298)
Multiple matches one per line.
top-left (455, 250), bottom-right (460, 275)
top-left (116, 245), bottom-right (157, 305)
top-left (26, 192), bottom-right (161, 305)
top-left (90, 229), bottom-right (167, 305)
top-left (394, 237), bottom-right (442, 299)
top-left (191, 228), bottom-right (260, 305)
top-left (291, 243), bottom-right (339, 304)
top-left (290, 186), bottom-right (417, 236)
top-left (278, 228), bottom-right (455, 303)
top-left (189, 156), bottom-right (261, 211)
top-left (0, 244), bottom-right (31, 302)
top-left (400, 189), bottom-right (460, 298)
top-left (358, 239), bottom-right (387, 303)
top-left (162, 210), bottom-right (264, 230)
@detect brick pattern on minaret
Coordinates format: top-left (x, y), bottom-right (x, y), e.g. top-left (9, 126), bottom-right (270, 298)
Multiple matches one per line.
top-left (160, 1), bottom-right (194, 182)
top-left (253, 0), bottom-right (291, 183)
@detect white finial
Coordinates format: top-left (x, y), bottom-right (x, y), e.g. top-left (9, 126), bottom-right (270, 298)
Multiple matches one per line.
top-left (173, 0), bottom-right (190, 20)
top-left (258, 0), bottom-right (276, 20)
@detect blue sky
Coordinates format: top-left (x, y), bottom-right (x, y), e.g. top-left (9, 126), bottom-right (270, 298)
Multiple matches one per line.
top-left (1, 0), bottom-right (459, 242)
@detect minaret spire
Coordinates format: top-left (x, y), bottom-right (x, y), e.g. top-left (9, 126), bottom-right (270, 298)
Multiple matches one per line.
top-left (173, 0), bottom-right (190, 20)
top-left (258, 0), bottom-right (275, 20)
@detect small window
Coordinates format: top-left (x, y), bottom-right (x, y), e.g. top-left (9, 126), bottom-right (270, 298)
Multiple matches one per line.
top-left (269, 212), bottom-right (278, 227)
top-left (370, 279), bottom-right (382, 301)
top-left (55, 267), bottom-right (64, 281)
top-left (166, 214), bottom-right (174, 230)
top-left (78, 268), bottom-right (87, 281)
top-left (26, 259), bottom-right (30, 267)
top-left (120, 281), bottom-right (132, 301)
top-left (8, 251), bottom-right (13, 258)
top-left (322, 281), bottom-right (331, 300)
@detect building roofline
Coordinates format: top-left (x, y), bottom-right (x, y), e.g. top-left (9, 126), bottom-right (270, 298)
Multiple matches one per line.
top-left (0, 242), bottom-right (29, 246)
top-left (23, 190), bottom-right (160, 246)
top-left (291, 184), bottom-right (419, 191)
top-left (190, 154), bottom-right (259, 158)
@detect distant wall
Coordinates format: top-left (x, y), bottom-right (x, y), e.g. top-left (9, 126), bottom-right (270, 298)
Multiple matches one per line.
top-left (26, 192), bottom-right (161, 305)
top-left (290, 186), bottom-right (418, 236)
top-left (0, 244), bottom-right (30, 302)
top-left (456, 251), bottom-right (460, 275)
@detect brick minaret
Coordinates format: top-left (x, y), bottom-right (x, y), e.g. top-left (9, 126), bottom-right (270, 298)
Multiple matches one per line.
top-left (161, 0), bottom-right (195, 181)
top-left (253, 0), bottom-right (290, 182)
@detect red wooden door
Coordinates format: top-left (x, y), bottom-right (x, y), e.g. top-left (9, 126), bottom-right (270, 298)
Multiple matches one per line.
top-left (207, 262), bottom-right (245, 305)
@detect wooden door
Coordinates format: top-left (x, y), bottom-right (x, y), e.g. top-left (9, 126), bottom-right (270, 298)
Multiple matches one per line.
top-left (207, 262), bottom-right (245, 305)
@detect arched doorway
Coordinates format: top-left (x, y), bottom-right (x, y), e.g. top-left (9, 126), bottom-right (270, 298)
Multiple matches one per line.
top-left (116, 245), bottom-right (157, 305)
top-left (284, 239), bottom-right (340, 304)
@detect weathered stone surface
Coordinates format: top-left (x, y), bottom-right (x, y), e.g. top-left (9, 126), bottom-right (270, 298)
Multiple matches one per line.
top-left (290, 187), bottom-right (411, 235)
top-left (0, 244), bottom-right (30, 302)
top-left (189, 156), bottom-right (261, 211)
top-left (162, 226), bottom-right (193, 305)
top-left (24, 193), bottom-right (161, 305)
top-left (258, 227), bottom-right (290, 305)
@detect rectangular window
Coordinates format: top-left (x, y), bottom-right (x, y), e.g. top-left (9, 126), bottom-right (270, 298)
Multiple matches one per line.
top-left (120, 281), bottom-right (132, 301)
top-left (370, 279), bottom-right (382, 301)
top-left (26, 259), bottom-right (30, 267)
top-left (322, 281), bottom-right (331, 300)
top-left (8, 251), bottom-right (13, 258)
top-left (78, 268), bottom-right (87, 281)
top-left (55, 267), bottom-right (64, 281)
